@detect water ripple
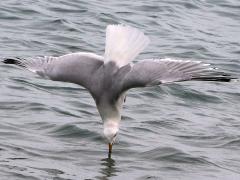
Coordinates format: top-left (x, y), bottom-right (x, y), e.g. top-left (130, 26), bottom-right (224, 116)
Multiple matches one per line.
top-left (0, 0), bottom-right (240, 179)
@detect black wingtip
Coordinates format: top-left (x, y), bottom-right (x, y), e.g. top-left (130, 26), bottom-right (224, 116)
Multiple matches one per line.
top-left (2, 57), bottom-right (25, 67)
top-left (192, 76), bottom-right (238, 82)
top-left (3, 58), bottom-right (19, 64)
top-left (191, 70), bottom-right (238, 82)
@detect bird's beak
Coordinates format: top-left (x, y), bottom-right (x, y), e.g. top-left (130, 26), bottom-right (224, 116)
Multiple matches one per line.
top-left (108, 143), bottom-right (113, 154)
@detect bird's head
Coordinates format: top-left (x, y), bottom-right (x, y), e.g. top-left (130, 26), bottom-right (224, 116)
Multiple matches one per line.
top-left (103, 121), bottom-right (119, 153)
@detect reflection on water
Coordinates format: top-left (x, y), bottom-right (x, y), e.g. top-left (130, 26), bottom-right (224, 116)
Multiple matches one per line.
top-left (96, 156), bottom-right (120, 180)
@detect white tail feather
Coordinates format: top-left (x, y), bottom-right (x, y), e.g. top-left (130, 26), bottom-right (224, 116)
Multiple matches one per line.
top-left (104, 24), bottom-right (150, 67)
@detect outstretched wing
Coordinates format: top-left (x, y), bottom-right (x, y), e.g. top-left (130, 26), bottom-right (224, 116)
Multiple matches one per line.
top-left (3, 52), bottom-right (104, 91)
top-left (121, 58), bottom-right (234, 91)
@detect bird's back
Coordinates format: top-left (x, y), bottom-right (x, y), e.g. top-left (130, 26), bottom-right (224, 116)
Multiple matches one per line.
top-left (90, 61), bottom-right (131, 105)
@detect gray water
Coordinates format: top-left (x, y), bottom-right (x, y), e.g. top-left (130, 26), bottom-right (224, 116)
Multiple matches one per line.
top-left (0, 0), bottom-right (240, 179)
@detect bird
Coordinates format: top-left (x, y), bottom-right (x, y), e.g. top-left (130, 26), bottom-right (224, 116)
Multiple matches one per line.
top-left (3, 24), bottom-right (235, 156)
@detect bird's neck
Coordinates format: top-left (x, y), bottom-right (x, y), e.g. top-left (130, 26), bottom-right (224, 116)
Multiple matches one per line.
top-left (97, 103), bottom-right (121, 123)
top-left (96, 92), bottom-right (126, 125)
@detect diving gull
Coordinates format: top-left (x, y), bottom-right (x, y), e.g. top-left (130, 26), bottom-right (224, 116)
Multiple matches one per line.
top-left (3, 24), bottom-right (235, 155)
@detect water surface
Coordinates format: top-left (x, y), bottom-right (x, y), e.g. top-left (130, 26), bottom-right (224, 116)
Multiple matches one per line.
top-left (0, 0), bottom-right (240, 179)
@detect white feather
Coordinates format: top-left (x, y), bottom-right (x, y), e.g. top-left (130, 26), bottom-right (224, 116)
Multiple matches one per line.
top-left (104, 24), bottom-right (150, 67)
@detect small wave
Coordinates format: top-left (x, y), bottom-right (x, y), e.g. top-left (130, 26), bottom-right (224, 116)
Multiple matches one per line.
top-left (30, 167), bottom-right (64, 175)
top-left (49, 123), bottom-right (101, 139)
top-left (140, 147), bottom-right (208, 165)
top-left (166, 84), bottom-right (222, 104)
top-left (51, 107), bottom-right (81, 118)
top-left (215, 137), bottom-right (240, 149)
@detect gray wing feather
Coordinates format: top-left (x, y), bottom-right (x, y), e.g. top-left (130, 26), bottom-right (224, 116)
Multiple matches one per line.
top-left (14, 53), bottom-right (104, 90)
top-left (121, 58), bottom-right (229, 91)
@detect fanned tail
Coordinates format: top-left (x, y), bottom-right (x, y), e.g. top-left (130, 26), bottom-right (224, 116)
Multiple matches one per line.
top-left (104, 24), bottom-right (150, 67)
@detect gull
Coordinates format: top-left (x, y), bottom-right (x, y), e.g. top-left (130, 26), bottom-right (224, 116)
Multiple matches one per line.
top-left (3, 24), bottom-right (235, 156)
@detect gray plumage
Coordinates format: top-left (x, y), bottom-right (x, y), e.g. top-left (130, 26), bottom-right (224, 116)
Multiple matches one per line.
top-left (4, 54), bottom-right (231, 98)
top-left (3, 53), bottom-right (233, 116)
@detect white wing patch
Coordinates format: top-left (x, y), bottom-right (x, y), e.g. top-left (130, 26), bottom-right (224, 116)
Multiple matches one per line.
top-left (60, 52), bottom-right (104, 61)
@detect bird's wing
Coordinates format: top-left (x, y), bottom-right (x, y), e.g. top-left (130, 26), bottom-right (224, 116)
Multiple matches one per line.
top-left (3, 52), bottom-right (104, 91)
top-left (121, 58), bottom-right (234, 91)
